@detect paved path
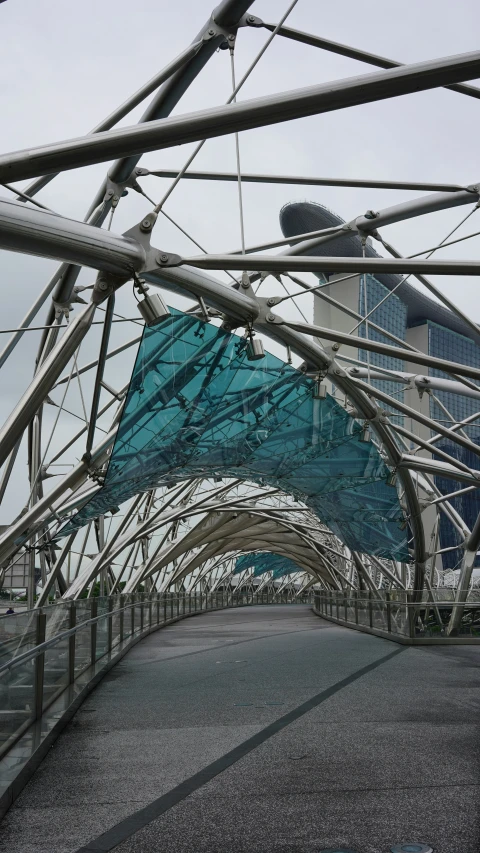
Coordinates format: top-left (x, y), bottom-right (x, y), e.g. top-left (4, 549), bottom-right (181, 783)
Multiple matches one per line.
top-left (1, 605), bottom-right (479, 853)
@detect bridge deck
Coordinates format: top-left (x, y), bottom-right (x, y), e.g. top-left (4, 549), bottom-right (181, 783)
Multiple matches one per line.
top-left (1, 605), bottom-right (479, 853)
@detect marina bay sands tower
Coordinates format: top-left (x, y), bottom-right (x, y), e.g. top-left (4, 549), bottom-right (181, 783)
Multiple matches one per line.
top-left (281, 201), bottom-right (480, 574)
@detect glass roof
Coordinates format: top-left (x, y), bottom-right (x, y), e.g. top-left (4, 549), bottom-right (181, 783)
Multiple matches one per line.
top-left (234, 553), bottom-right (302, 579)
top-left (58, 308), bottom-right (407, 560)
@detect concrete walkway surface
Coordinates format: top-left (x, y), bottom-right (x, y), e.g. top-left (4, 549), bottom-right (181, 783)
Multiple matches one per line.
top-left (0, 605), bottom-right (478, 853)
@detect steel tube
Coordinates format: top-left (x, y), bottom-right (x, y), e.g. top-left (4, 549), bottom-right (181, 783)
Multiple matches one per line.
top-left (0, 427), bottom-right (116, 567)
top-left (398, 455), bottom-right (480, 486)
top-left (182, 253), bottom-right (480, 276)
top-left (0, 198), bottom-right (145, 275)
top-left (348, 368), bottom-right (480, 402)
top-left (16, 40), bottom-right (204, 202)
top-left (280, 318), bottom-right (480, 382)
top-left (3, 50), bottom-right (480, 183)
top-left (260, 21), bottom-right (480, 100)
top-left (145, 266), bottom-right (258, 322)
top-left (0, 303), bottom-right (98, 469)
top-left (148, 167), bottom-right (466, 194)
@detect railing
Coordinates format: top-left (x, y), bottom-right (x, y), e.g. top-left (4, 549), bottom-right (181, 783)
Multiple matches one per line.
top-left (0, 589), bottom-right (312, 760)
top-left (314, 588), bottom-right (480, 642)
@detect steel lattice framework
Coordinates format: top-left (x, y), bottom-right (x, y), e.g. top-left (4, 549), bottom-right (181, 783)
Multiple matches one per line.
top-left (1, 0), bottom-right (480, 636)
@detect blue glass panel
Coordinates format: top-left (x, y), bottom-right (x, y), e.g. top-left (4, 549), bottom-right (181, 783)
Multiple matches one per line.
top-left (235, 553), bottom-right (301, 579)
top-left (58, 308), bottom-right (407, 560)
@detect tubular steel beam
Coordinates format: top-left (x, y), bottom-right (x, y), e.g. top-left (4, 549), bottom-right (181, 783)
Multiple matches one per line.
top-left (0, 302), bottom-right (98, 469)
top-left (398, 455), bottom-right (480, 487)
top-left (180, 254), bottom-right (480, 276)
top-left (448, 511), bottom-right (480, 634)
top-left (348, 368), bottom-right (480, 401)
top-left (276, 317), bottom-right (480, 382)
top-left (147, 167), bottom-right (467, 194)
top-left (257, 21), bottom-right (480, 100)
top-left (2, 51), bottom-right (480, 183)
top-left (0, 198), bottom-right (146, 275)
top-left (15, 40), bottom-right (205, 202)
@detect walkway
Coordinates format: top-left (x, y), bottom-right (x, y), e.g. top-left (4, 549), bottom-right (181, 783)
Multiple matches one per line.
top-left (0, 606), bottom-right (479, 853)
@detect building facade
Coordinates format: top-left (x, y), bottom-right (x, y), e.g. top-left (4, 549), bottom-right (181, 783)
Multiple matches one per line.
top-left (280, 201), bottom-right (480, 572)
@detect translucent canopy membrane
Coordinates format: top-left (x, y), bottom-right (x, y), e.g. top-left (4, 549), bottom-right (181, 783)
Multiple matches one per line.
top-left (59, 308), bottom-right (407, 560)
top-left (234, 553), bottom-right (302, 579)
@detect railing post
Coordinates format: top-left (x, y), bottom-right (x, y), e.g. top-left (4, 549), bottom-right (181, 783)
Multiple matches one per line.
top-left (407, 593), bottom-right (415, 639)
top-left (119, 594), bottom-right (125, 642)
top-left (336, 593), bottom-right (340, 620)
top-left (163, 593), bottom-right (167, 622)
top-left (34, 612), bottom-right (46, 720)
top-left (354, 590), bottom-right (359, 625)
top-left (386, 591), bottom-right (392, 633)
top-left (107, 597), bottom-right (113, 651)
top-left (170, 592), bottom-right (174, 620)
top-left (344, 591), bottom-right (348, 622)
top-left (131, 593), bottom-right (136, 635)
top-left (156, 592), bottom-right (160, 624)
top-left (368, 591), bottom-right (373, 628)
top-left (148, 593), bottom-right (153, 629)
top-left (140, 592), bottom-right (144, 633)
top-left (68, 602), bottom-right (76, 684)
top-left (90, 598), bottom-right (97, 666)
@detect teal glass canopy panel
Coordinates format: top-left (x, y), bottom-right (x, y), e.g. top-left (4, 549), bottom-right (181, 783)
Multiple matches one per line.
top-left (235, 553), bottom-right (301, 579)
top-left (59, 308), bottom-right (407, 560)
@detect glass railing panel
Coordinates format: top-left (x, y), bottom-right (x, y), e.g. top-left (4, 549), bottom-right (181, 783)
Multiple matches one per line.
top-left (357, 597), bottom-right (370, 627)
top-left (390, 599), bottom-right (408, 635)
top-left (372, 599), bottom-right (387, 630)
top-left (95, 597), bottom-right (110, 660)
top-left (0, 610), bottom-right (38, 667)
top-left (110, 599), bottom-right (122, 648)
top-left (42, 606), bottom-right (71, 704)
top-left (0, 660), bottom-right (35, 757)
top-left (347, 598), bottom-right (356, 623)
top-left (73, 622), bottom-right (91, 676)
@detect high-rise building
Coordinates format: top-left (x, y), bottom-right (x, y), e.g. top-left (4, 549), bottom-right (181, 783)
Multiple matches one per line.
top-left (280, 201), bottom-right (480, 571)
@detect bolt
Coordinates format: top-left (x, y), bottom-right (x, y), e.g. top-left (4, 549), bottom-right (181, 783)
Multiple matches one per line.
top-left (228, 33), bottom-right (235, 40)
top-left (157, 253), bottom-right (169, 264)
top-left (267, 313), bottom-right (275, 322)
top-left (247, 14), bottom-right (256, 22)
top-left (208, 28), bottom-right (215, 35)
top-left (98, 281), bottom-right (109, 292)
top-left (267, 298), bottom-right (276, 306)
top-left (334, 368), bottom-right (342, 375)
top-left (332, 343), bottom-right (340, 351)
top-left (223, 323), bottom-right (231, 331)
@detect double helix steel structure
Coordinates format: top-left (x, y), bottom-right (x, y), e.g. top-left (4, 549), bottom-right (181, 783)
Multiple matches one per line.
top-left (1, 0), bottom-right (480, 642)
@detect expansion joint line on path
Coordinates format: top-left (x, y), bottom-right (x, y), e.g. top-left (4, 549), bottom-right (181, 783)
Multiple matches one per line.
top-left (75, 646), bottom-right (405, 853)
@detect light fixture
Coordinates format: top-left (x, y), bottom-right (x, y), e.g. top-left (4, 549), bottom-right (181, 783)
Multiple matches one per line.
top-left (359, 421), bottom-right (371, 442)
top-left (246, 335), bottom-right (265, 361)
top-left (387, 469), bottom-right (398, 487)
top-left (313, 380), bottom-right (327, 399)
top-left (137, 291), bottom-right (170, 326)
top-left (391, 845), bottom-right (433, 853)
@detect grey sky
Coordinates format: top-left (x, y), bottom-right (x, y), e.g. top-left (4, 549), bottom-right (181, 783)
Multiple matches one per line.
top-left (0, 0), bottom-right (479, 521)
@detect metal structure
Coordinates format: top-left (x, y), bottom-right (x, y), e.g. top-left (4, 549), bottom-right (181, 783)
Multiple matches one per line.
top-left (1, 0), bottom-right (480, 639)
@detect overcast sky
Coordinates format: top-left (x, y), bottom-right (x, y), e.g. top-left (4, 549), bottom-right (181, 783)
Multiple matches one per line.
top-left (0, 0), bottom-right (479, 522)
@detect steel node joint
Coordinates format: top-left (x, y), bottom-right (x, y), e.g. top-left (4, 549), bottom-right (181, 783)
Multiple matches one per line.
top-left (91, 272), bottom-right (130, 305)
